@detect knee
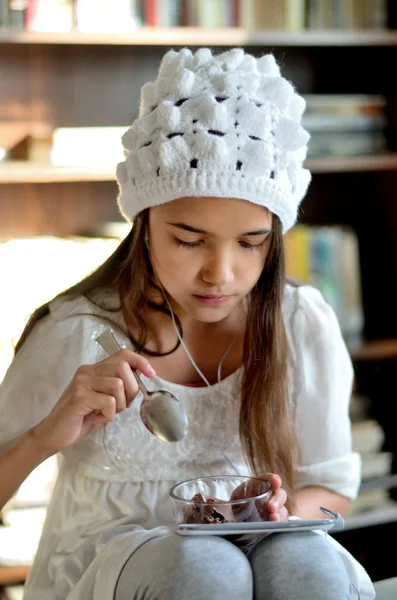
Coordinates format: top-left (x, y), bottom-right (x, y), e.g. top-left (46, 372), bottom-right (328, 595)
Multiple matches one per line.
top-left (164, 534), bottom-right (252, 598)
top-left (117, 534), bottom-right (252, 600)
top-left (248, 532), bottom-right (352, 599)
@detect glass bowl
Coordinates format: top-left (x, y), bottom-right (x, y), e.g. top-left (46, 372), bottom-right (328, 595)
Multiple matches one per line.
top-left (169, 475), bottom-right (272, 526)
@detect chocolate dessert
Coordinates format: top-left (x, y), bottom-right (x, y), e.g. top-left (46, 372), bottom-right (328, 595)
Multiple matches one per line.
top-left (184, 493), bottom-right (235, 524)
top-left (183, 492), bottom-right (262, 524)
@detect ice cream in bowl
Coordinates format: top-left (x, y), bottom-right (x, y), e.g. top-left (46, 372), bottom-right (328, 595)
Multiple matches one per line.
top-left (169, 475), bottom-right (272, 526)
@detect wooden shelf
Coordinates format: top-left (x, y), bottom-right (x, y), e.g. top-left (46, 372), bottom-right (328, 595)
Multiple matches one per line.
top-left (349, 339), bottom-right (397, 362)
top-left (0, 162), bottom-right (116, 183)
top-left (306, 153), bottom-right (397, 174)
top-left (2, 153), bottom-right (397, 184)
top-left (1, 28), bottom-right (397, 47)
top-left (0, 565), bottom-right (29, 586)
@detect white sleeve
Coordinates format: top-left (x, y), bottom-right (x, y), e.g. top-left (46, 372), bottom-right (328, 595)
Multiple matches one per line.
top-left (0, 297), bottom-right (100, 448)
top-left (287, 285), bottom-right (361, 500)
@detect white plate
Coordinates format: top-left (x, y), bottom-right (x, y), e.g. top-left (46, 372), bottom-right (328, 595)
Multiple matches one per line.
top-left (175, 510), bottom-right (344, 537)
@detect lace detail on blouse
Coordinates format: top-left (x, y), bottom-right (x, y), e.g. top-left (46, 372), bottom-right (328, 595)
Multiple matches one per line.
top-left (61, 319), bottom-right (248, 482)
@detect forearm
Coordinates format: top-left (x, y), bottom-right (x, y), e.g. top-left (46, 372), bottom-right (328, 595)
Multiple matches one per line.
top-left (295, 486), bottom-right (351, 519)
top-left (0, 430), bottom-right (52, 510)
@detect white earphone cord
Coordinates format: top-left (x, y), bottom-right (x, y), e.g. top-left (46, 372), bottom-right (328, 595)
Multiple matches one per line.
top-left (162, 287), bottom-right (238, 387)
top-left (161, 285), bottom-right (242, 475)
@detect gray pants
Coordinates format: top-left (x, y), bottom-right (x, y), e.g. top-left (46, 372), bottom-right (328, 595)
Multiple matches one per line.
top-left (115, 531), bottom-right (355, 599)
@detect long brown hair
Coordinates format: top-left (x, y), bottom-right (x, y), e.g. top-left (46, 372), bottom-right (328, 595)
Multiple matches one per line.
top-left (15, 209), bottom-right (297, 512)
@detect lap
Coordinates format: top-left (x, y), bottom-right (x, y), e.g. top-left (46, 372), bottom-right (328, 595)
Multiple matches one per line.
top-left (115, 531), bottom-right (356, 600)
top-left (115, 533), bottom-right (252, 600)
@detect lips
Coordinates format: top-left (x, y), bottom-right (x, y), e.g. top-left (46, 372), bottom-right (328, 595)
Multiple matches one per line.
top-left (193, 294), bottom-right (233, 306)
top-left (195, 294), bottom-right (231, 299)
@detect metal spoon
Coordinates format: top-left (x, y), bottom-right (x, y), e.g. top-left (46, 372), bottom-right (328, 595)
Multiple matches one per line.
top-left (95, 329), bottom-right (188, 443)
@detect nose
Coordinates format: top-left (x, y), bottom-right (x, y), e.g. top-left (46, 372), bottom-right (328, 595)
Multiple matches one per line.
top-left (200, 247), bottom-right (235, 287)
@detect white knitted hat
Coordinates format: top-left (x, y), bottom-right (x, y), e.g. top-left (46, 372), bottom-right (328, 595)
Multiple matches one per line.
top-left (116, 47), bottom-right (311, 233)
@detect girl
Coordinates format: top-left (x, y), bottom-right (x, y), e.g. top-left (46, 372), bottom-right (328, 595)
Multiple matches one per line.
top-left (0, 48), bottom-right (374, 599)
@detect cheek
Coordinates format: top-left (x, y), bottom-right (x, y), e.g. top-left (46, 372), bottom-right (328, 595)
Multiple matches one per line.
top-left (240, 252), bottom-right (267, 281)
top-left (152, 246), bottom-right (198, 280)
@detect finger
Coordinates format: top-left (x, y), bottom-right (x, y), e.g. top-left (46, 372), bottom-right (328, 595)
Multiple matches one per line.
top-left (91, 362), bottom-right (141, 405)
top-left (70, 384), bottom-right (117, 421)
top-left (96, 350), bottom-right (156, 379)
top-left (268, 487), bottom-right (288, 515)
top-left (268, 506), bottom-right (289, 522)
top-left (262, 473), bottom-right (282, 490)
top-left (90, 375), bottom-right (128, 413)
top-left (91, 394), bottom-right (116, 423)
top-left (230, 478), bottom-right (270, 501)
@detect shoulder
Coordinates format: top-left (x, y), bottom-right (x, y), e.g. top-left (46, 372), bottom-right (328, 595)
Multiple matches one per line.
top-left (283, 281), bottom-right (352, 383)
top-left (283, 281), bottom-right (341, 341)
top-left (49, 289), bottom-right (120, 321)
top-left (16, 290), bottom-right (123, 366)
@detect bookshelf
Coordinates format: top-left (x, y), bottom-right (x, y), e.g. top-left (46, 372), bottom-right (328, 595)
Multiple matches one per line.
top-left (0, 566), bottom-right (29, 586)
top-left (1, 30), bottom-right (396, 336)
top-left (349, 339), bottom-right (397, 362)
top-left (0, 3), bottom-right (396, 581)
top-left (0, 162), bottom-right (116, 183)
top-left (0, 0), bottom-right (396, 504)
top-left (3, 153), bottom-right (397, 184)
top-left (2, 28), bottom-right (397, 47)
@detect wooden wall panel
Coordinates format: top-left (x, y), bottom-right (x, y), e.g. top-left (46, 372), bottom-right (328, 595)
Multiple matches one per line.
top-left (1, 40), bottom-right (397, 341)
top-left (0, 181), bottom-right (121, 238)
top-left (0, 44), bottom-right (164, 127)
top-left (301, 171), bottom-right (397, 340)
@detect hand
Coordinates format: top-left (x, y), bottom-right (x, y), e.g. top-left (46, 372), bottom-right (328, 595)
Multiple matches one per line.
top-left (230, 473), bottom-right (288, 522)
top-left (31, 349), bottom-right (156, 456)
top-left (260, 473), bottom-right (288, 521)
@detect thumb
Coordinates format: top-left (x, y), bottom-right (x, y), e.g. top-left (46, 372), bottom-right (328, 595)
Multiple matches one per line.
top-left (261, 473), bottom-right (282, 490)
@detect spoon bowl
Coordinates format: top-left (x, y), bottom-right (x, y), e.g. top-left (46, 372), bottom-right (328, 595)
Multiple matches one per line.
top-left (95, 329), bottom-right (188, 443)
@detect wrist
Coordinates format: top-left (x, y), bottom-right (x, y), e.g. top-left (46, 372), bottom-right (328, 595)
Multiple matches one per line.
top-left (27, 424), bottom-right (57, 463)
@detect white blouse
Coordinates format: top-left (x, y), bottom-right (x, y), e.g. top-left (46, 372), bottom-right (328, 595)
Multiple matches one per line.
top-left (0, 283), bottom-right (374, 600)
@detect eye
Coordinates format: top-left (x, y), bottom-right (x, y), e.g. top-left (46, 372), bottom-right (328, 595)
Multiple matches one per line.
top-left (239, 240), bottom-right (266, 251)
top-left (174, 238), bottom-right (202, 248)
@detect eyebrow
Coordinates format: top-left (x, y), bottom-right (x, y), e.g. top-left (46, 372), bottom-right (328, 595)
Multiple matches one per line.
top-left (167, 222), bottom-right (272, 236)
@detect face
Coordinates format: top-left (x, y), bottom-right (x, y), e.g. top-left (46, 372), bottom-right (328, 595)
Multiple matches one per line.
top-left (148, 197), bottom-right (273, 323)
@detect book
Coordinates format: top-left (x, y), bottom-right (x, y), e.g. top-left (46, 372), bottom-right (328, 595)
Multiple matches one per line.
top-left (307, 130), bottom-right (387, 158)
top-left (310, 226), bottom-right (343, 320)
top-left (371, 0), bottom-right (388, 29)
top-left (75, 0), bottom-right (142, 32)
top-left (283, 224), bottom-right (311, 282)
top-left (194, 0), bottom-right (229, 28)
top-left (0, 0), bottom-right (8, 27)
top-left (304, 0), bottom-right (388, 31)
top-left (303, 94), bottom-right (388, 157)
top-left (144, 0), bottom-right (157, 25)
top-left (284, 224), bottom-right (364, 343)
top-left (7, 0), bottom-right (28, 30)
top-left (338, 226), bottom-right (364, 343)
top-left (158, 0), bottom-right (182, 27)
top-left (239, 0), bottom-right (284, 30)
top-left (26, 0), bottom-right (74, 32)
top-left (284, 0), bottom-right (305, 31)
top-left (50, 126), bottom-right (127, 166)
top-left (302, 113), bottom-right (386, 132)
top-left (0, 121), bottom-right (52, 162)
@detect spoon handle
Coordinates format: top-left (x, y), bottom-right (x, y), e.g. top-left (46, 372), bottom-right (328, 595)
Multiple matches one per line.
top-left (95, 329), bottom-right (150, 396)
top-left (131, 371), bottom-right (150, 396)
top-left (95, 329), bottom-right (122, 355)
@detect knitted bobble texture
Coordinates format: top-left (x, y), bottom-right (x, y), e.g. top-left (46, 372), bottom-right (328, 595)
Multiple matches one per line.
top-left (117, 47), bottom-right (311, 233)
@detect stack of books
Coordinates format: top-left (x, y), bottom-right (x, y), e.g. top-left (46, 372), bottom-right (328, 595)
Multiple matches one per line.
top-left (303, 95), bottom-right (388, 158)
top-left (284, 224), bottom-right (364, 344)
top-left (0, 0), bottom-right (389, 32)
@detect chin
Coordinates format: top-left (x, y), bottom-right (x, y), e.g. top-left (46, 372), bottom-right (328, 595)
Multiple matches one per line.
top-left (182, 301), bottom-right (237, 323)
top-left (193, 311), bottom-right (230, 324)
